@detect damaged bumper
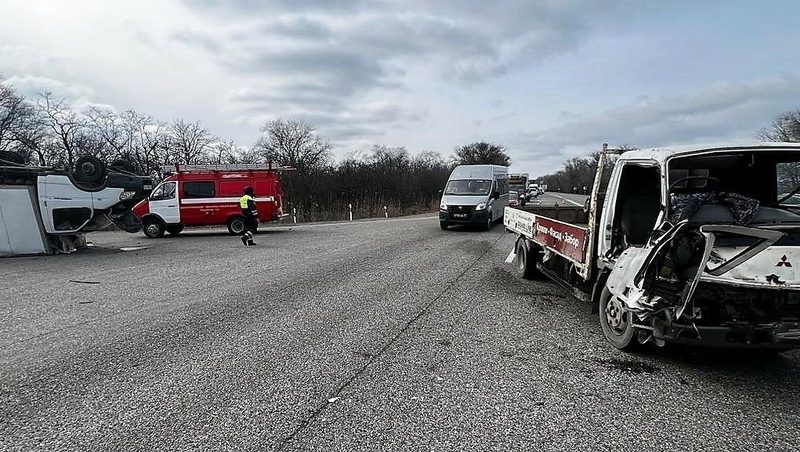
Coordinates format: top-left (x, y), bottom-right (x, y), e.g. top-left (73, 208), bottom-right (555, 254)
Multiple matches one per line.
top-left (653, 320), bottom-right (800, 349)
top-left (608, 221), bottom-right (800, 349)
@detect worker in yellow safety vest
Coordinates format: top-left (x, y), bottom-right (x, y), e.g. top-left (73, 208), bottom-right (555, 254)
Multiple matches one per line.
top-left (239, 186), bottom-right (258, 246)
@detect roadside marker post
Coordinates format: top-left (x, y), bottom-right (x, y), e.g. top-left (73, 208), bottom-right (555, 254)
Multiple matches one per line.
top-left (348, 204), bottom-right (353, 222)
top-left (293, 208), bottom-right (297, 224)
top-left (384, 205), bottom-right (388, 218)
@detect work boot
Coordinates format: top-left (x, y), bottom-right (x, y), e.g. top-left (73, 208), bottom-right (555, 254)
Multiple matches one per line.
top-left (241, 235), bottom-right (249, 246)
top-left (247, 240), bottom-right (256, 246)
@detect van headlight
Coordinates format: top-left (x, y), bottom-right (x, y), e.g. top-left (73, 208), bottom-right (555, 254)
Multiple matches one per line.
top-left (440, 201), bottom-right (447, 210)
top-left (119, 191), bottom-right (137, 201)
top-left (476, 202), bottom-right (486, 210)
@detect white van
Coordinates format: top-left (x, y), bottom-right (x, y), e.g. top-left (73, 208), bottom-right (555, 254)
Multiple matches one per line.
top-left (438, 164), bottom-right (509, 230)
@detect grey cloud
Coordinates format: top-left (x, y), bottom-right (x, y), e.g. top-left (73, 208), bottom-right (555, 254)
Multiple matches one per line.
top-left (171, 30), bottom-right (223, 53)
top-left (511, 75), bottom-right (800, 174)
top-left (173, 0), bottom-right (662, 148)
top-left (182, 0), bottom-right (371, 17)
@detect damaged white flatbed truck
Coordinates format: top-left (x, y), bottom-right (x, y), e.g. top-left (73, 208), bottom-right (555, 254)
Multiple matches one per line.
top-left (505, 143), bottom-right (800, 351)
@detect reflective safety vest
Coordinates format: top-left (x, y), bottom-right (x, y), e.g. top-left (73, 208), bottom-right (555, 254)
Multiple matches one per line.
top-left (239, 194), bottom-right (254, 208)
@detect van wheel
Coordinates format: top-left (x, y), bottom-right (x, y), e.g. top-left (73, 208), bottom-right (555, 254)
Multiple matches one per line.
top-left (482, 214), bottom-right (493, 231)
top-left (515, 240), bottom-right (543, 279)
top-left (143, 218), bottom-right (165, 238)
top-left (166, 224), bottom-right (184, 236)
top-left (73, 155), bottom-right (106, 184)
top-left (440, 221), bottom-right (448, 230)
top-left (227, 217), bottom-right (246, 235)
top-left (109, 158), bottom-right (136, 174)
top-left (0, 151), bottom-right (25, 165)
top-left (598, 285), bottom-right (640, 351)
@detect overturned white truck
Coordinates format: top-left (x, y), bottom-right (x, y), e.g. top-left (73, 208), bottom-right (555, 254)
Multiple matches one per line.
top-left (0, 154), bottom-right (152, 256)
top-left (505, 143), bottom-right (800, 351)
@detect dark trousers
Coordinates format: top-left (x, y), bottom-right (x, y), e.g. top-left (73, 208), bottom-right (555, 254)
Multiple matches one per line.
top-left (243, 215), bottom-right (258, 237)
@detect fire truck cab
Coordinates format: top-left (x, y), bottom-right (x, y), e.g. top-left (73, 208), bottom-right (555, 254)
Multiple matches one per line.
top-left (131, 163), bottom-right (287, 238)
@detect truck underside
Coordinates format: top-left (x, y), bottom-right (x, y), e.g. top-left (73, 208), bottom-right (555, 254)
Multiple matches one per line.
top-left (1, 156), bottom-right (152, 255)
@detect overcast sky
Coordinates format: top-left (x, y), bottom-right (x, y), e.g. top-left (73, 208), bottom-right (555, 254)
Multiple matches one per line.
top-left (1, 0), bottom-right (799, 174)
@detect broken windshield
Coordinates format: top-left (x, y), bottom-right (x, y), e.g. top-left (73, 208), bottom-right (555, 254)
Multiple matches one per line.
top-left (667, 151), bottom-right (800, 225)
top-left (444, 179), bottom-right (492, 196)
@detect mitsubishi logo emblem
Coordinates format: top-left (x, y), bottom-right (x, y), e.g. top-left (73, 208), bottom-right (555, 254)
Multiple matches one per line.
top-left (777, 255), bottom-right (792, 267)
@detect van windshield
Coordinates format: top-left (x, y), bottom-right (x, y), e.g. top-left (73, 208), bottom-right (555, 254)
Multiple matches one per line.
top-left (444, 179), bottom-right (491, 196)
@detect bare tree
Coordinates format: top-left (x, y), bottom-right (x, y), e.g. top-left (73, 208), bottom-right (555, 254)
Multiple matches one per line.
top-left (85, 107), bottom-right (132, 159)
top-left (0, 80), bottom-right (32, 153)
top-left (253, 118), bottom-right (331, 171)
top-left (36, 92), bottom-right (87, 167)
top-left (167, 119), bottom-right (215, 164)
top-left (760, 110), bottom-right (800, 142)
top-left (212, 139), bottom-right (247, 164)
top-left (452, 142), bottom-right (511, 166)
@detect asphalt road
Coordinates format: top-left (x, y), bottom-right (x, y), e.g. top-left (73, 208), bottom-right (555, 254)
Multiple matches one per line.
top-left (531, 191), bottom-right (589, 208)
top-left (1, 214), bottom-right (798, 451)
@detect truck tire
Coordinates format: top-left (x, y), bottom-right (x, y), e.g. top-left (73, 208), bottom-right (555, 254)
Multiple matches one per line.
top-left (109, 158), bottom-right (136, 174)
top-left (73, 155), bottom-right (106, 184)
top-left (166, 224), bottom-right (184, 236)
top-left (515, 239), bottom-right (544, 280)
top-left (227, 216), bottom-right (246, 235)
top-left (440, 221), bottom-right (448, 230)
top-left (0, 151), bottom-right (25, 165)
top-left (143, 217), bottom-right (165, 238)
top-left (598, 285), bottom-right (640, 351)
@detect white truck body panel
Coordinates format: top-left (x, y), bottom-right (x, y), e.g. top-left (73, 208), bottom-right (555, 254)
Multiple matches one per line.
top-left (0, 186), bottom-right (48, 255)
top-left (37, 175), bottom-right (124, 234)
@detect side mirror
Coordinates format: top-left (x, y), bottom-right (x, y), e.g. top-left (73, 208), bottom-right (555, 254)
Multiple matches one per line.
top-left (492, 190), bottom-right (500, 199)
top-left (438, 189), bottom-right (443, 197)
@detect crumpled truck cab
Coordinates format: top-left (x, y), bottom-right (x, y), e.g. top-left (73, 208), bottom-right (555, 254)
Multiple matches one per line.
top-left (600, 144), bottom-right (800, 349)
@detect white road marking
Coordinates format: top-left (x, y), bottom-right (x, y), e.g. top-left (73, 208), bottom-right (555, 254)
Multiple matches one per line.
top-left (549, 194), bottom-right (584, 207)
top-left (504, 249), bottom-right (516, 263)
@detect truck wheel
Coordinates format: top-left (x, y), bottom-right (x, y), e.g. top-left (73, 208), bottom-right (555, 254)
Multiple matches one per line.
top-left (166, 224), bottom-right (184, 236)
top-left (109, 158), bottom-right (136, 174)
top-left (73, 155), bottom-right (106, 184)
top-left (227, 217), bottom-right (246, 235)
top-left (598, 285), bottom-right (639, 351)
top-left (0, 151), bottom-right (25, 165)
top-left (515, 240), bottom-right (543, 279)
top-left (143, 218), bottom-right (165, 238)
top-left (440, 221), bottom-right (448, 230)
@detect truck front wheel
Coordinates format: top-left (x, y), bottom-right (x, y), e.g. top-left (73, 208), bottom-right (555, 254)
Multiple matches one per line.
top-left (227, 217), bottom-right (246, 235)
top-left (598, 285), bottom-right (639, 351)
top-left (143, 218), bottom-right (165, 238)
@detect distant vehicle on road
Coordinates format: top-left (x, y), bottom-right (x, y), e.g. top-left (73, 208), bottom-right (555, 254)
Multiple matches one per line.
top-left (506, 142), bottom-right (800, 352)
top-left (132, 163), bottom-right (288, 238)
top-left (439, 164), bottom-right (509, 231)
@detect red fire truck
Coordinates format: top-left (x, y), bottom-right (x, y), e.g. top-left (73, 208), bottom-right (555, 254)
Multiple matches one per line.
top-left (131, 163), bottom-right (288, 238)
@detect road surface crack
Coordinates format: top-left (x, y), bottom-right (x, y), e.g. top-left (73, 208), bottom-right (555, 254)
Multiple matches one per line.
top-left (276, 231), bottom-right (505, 450)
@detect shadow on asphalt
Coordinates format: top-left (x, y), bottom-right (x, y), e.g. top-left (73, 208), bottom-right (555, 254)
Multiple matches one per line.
top-left (442, 224), bottom-right (506, 233)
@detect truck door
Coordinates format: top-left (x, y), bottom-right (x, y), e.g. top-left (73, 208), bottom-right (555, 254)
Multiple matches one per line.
top-left (598, 161), bottom-right (662, 257)
top-left (149, 181), bottom-right (180, 224)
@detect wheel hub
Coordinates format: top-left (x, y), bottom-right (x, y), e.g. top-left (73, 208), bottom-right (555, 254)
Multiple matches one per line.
top-left (605, 296), bottom-right (628, 334)
top-left (146, 224), bottom-right (159, 235)
top-left (80, 162), bottom-right (96, 175)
